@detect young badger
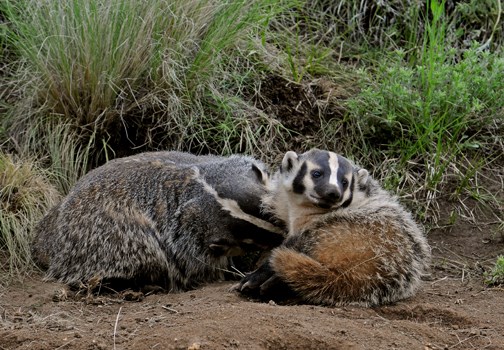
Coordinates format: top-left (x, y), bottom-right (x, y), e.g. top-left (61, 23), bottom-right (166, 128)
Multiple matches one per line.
top-left (237, 149), bottom-right (431, 306)
top-left (32, 151), bottom-right (284, 291)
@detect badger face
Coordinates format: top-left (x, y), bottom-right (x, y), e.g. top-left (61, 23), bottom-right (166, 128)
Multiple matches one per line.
top-left (281, 149), bottom-right (369, 210)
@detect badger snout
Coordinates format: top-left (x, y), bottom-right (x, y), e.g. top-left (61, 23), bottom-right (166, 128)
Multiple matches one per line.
top-left (315, 186), bottom-right (341, 208)
top-left (324, 188), bottom-right (341, 202)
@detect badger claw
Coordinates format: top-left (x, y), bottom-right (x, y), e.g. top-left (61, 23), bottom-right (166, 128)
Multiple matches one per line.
top-left (236, 262), bottom-right (275, 295)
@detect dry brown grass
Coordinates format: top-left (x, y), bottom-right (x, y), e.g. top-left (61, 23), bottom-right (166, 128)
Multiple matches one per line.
top-left (0, 152), bottom-right (61, 284)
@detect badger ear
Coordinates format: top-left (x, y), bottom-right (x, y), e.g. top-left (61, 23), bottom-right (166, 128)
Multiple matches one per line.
top-left (356, 168), bottom-right (369, 187)
top-left (251, 163), bottom-right (268, 185)
top-left (281, 151), bottom-right (299, 173)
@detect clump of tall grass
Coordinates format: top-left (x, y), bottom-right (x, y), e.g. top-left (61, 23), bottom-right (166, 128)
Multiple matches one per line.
top-left (0, 152), bottom-right (61, 283)
top-left (18, 121), bottom-right (95, 194)
top-left (1, 0), bottom-right (292, 169)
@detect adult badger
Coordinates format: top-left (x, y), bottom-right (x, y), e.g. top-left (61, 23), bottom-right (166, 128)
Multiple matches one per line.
top-left (32, 151), bottom-right (284, 292)
top-left (237, 149), bottom-right (431, 306)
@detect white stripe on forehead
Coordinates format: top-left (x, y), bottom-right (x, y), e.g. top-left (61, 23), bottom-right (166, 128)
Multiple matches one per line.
top-left (328, 152), bottom-right (339, 187)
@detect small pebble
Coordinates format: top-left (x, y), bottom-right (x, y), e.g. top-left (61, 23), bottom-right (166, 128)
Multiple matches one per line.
top-left (188, 342), bottom-right (201, 350)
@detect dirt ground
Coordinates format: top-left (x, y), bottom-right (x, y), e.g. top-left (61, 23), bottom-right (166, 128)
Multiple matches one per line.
top-left (1, 205), bottom-right (503, 350)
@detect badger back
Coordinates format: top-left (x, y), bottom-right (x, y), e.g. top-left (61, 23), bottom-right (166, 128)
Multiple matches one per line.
top-left (110, 151), bottom-right (280, 240)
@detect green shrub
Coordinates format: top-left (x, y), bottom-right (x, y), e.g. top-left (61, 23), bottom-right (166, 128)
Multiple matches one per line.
top-left (485, 256), bottom-right (504, 287)
top-left (318, 0), bottom-right (504, 222)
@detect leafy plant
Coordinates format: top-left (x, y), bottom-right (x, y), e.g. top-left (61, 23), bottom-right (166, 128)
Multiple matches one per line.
top-left (485, 256), bottom-right (504, 287)
top-left (340, 1), bottom-right (504, 220)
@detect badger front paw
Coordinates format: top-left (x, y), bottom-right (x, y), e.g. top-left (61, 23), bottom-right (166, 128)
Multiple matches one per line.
top-left (237, 269), bottom-right (298, 304)
top-left (236, 262), bottom-right (275, 295)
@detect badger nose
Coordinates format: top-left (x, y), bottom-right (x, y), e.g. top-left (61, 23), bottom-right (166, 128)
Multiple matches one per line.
top-left (324, 188), bottom-right (341, 202)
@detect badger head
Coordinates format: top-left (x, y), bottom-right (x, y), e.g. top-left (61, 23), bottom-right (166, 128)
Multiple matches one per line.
top-left (280, 149), bottom-right (369, 210)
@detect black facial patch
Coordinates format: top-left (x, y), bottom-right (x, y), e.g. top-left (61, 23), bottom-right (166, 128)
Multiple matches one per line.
top-left (341, 173), bottom-right (355, 208)
top-left (336, 155), bottom-right (353, 184)
top-left (310, 151), bottom-right (332, 197)
top-left (292, 162), bottom-right (307, 194)
top-left (337, 156), bottom-right (354, 208)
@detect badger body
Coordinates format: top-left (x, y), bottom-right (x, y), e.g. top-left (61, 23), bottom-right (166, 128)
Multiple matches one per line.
top-left (32, 151), bottom-right (284, 291)
top-left (238, 149), bottom-right (431, 306)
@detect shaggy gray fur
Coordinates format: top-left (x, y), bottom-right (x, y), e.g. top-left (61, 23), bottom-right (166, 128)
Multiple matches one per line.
top-left (32, 152), bottom-right (284, 291)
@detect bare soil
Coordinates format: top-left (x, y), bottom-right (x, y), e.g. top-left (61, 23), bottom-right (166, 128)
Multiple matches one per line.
top-left (1, 207), bottom-right (503, 350)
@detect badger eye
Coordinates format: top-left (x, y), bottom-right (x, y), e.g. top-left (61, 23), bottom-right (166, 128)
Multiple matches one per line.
top-left (311, 170), bottom-right (322, 179)
top-left (341, 178), bottom-right (349, 188)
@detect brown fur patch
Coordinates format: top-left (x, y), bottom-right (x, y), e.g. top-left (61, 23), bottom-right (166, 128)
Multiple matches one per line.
top-left (272, 248), bottom-right (324, 280)
top-left (271, 220), bottom-right (410, 304)
top-left (129, 208), bottom-right (153, 228)
top-left (162, 169), bottom-right (196, 189)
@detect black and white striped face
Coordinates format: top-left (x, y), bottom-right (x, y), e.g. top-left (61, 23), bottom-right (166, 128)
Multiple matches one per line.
top-left (280, 149), bottom-right (368, 210)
